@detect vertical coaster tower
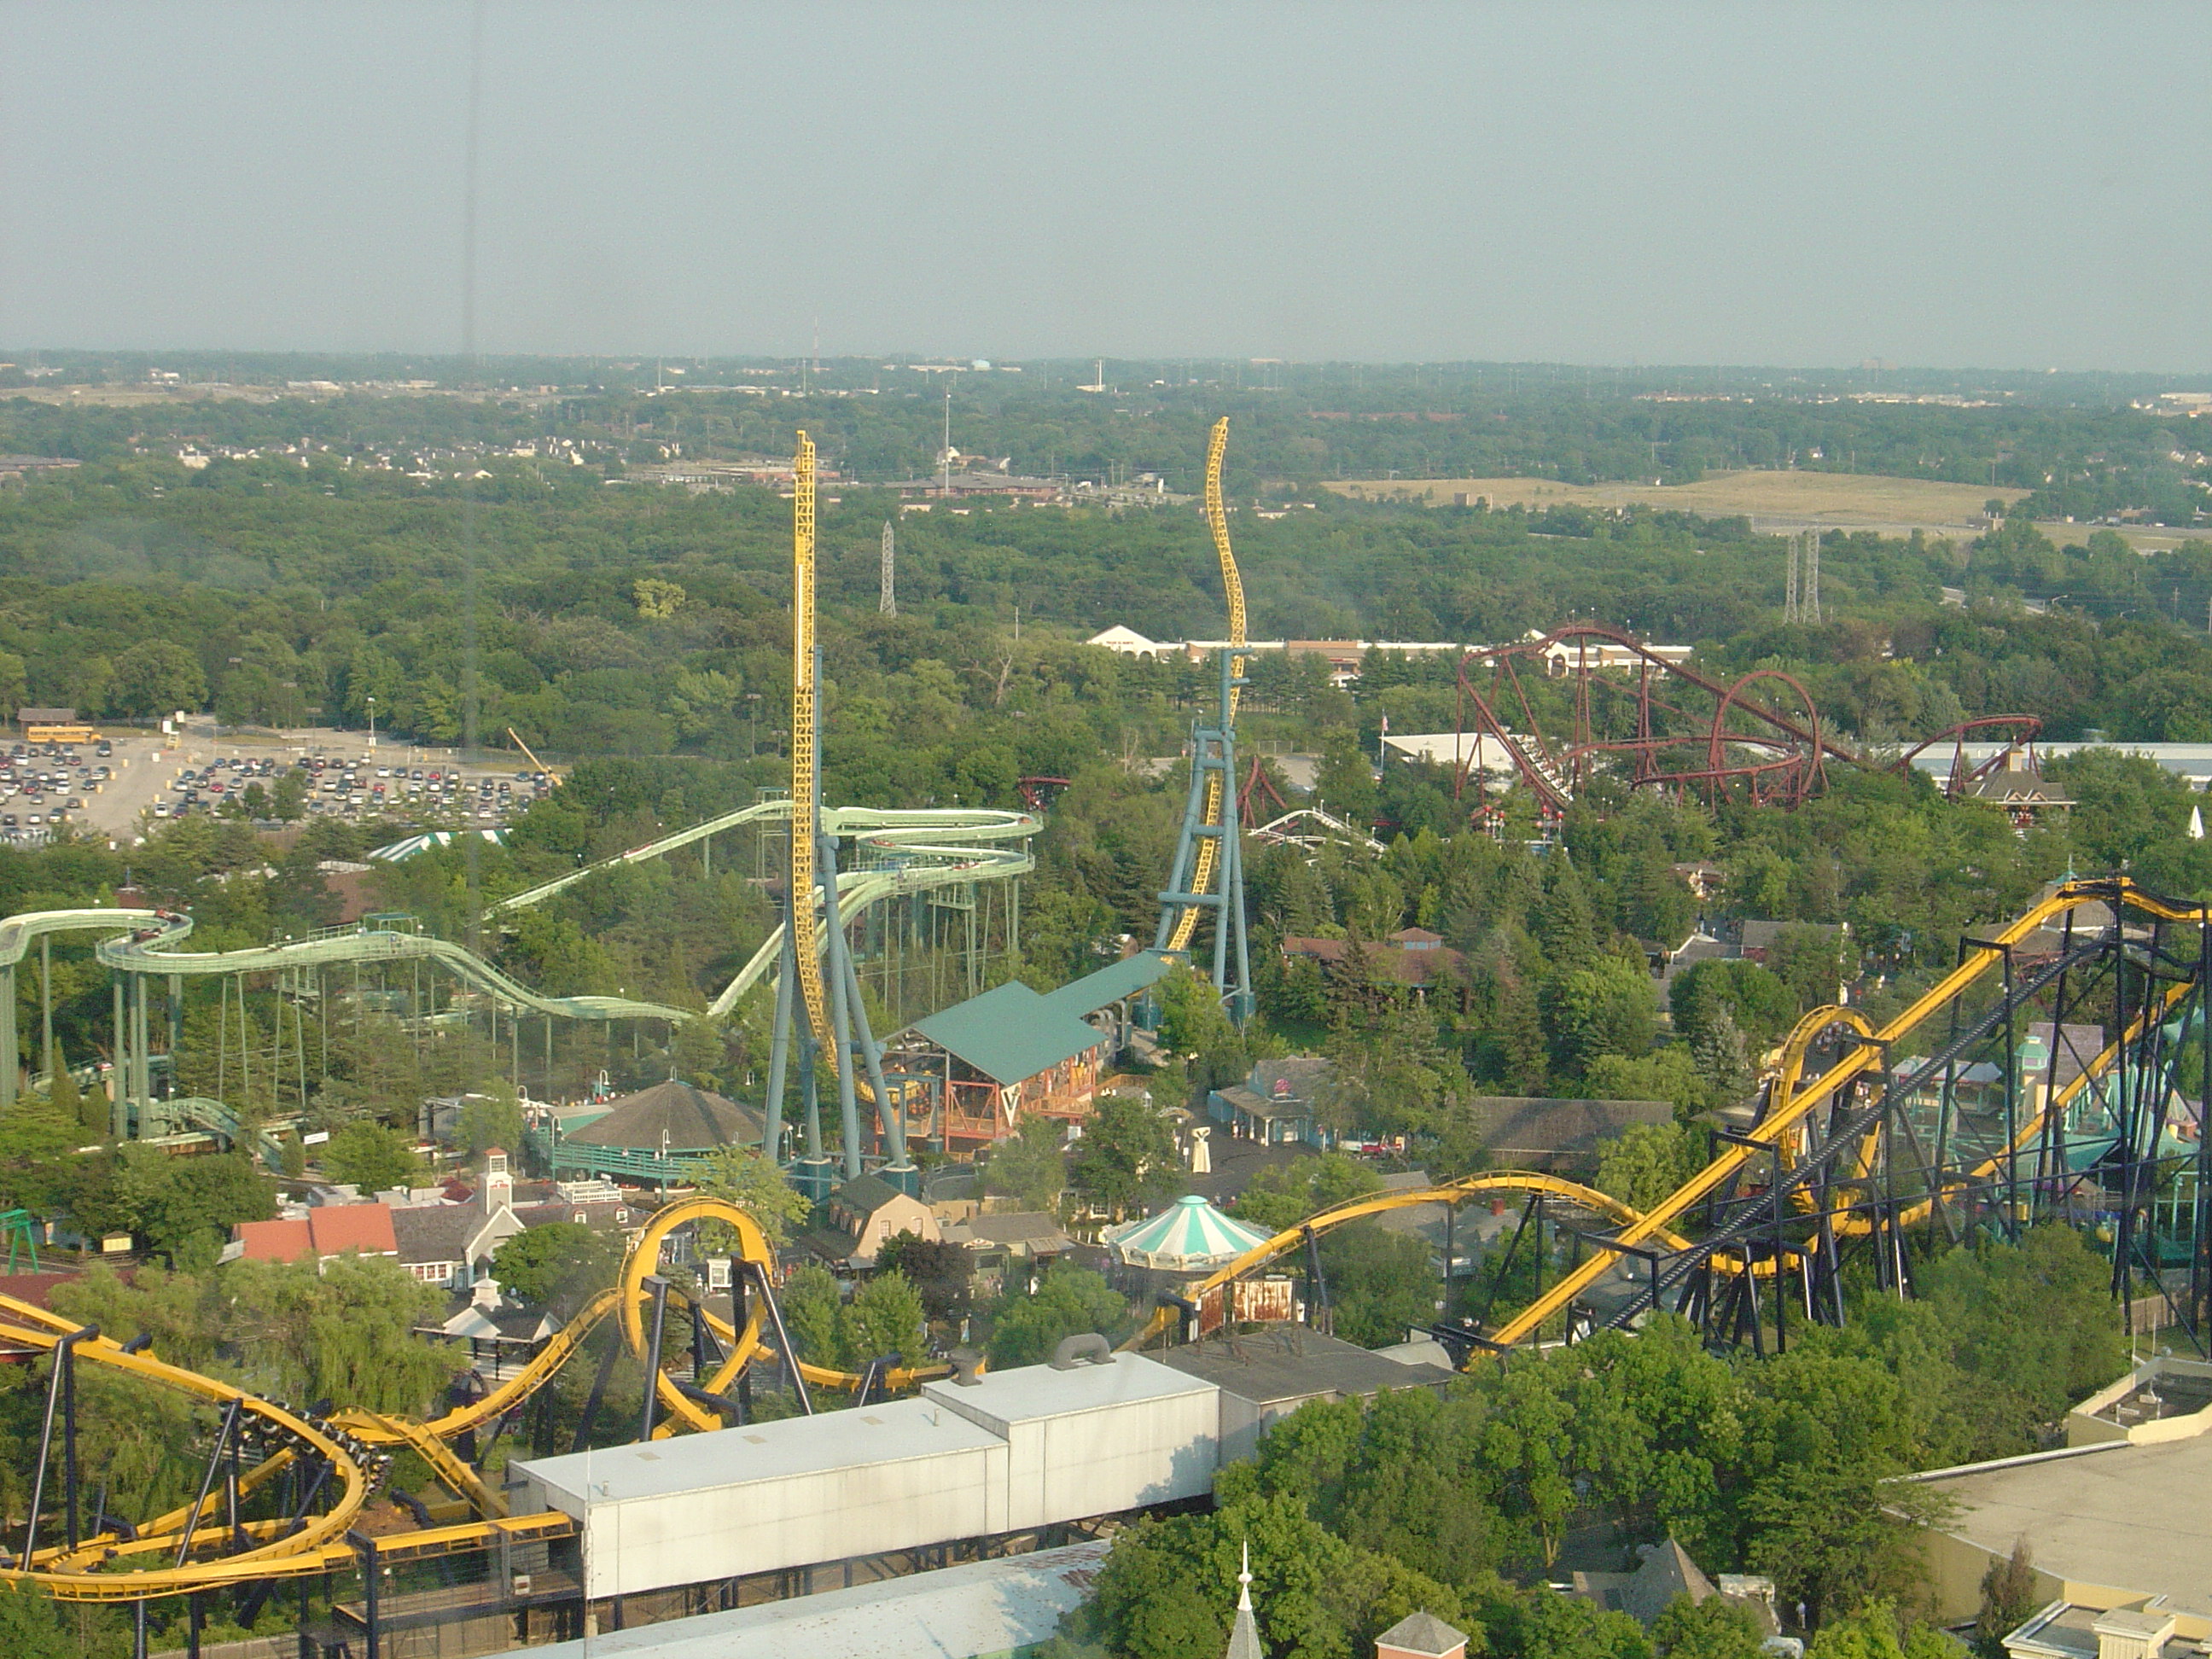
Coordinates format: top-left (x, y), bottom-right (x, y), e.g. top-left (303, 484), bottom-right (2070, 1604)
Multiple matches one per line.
top-left (1154, 417), bottom-right (1254, 1023)
top-left (765, 433), bottom-right (914, 1198)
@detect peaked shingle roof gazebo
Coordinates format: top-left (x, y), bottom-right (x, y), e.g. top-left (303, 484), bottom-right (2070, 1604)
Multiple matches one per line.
top-left (1103, 1194), bottom-right (1274, 1273)
top-left (546, 1080), bottom-right (765, 1184)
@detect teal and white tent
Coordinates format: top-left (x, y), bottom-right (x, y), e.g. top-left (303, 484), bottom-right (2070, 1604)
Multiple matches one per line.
top-left (1103, 1194), bottom-right (1274, 1272)
top-left (368, 828), bottom-right (509, 863)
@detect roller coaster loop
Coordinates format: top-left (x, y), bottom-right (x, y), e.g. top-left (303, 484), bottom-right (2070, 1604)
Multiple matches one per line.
top-left (0, 1196), bottom-right (937, 1603)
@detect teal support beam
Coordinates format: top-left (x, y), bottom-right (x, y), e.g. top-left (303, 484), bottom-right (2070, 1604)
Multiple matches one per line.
top-left (111, 973), bottom-right (127, 1140)
top-left (40, 935), bottom-right (53, 1087)
top-left (0, 963), bottom-right (15, 1109)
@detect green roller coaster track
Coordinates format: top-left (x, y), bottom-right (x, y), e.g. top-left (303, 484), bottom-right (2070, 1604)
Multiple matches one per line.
top-left (0, 798), bottom-right (1036, 1149)
top-left (486, 797), bottom-right (1038, 1017)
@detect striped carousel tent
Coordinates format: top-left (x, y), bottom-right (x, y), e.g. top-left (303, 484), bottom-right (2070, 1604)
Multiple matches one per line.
top-left (1103, 1194), bottom-right (1275, 1273)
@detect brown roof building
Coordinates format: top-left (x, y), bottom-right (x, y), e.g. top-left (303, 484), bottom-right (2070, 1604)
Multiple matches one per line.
top-left (562, 1080), bottom-right (765, 1153)
top-left (1570, 1538), bottom-right (1779, 1633)
top-left (1280, 928), bottom-right (1466, 992)
top-left (1468, 1096), bottom-right (1673, 1172)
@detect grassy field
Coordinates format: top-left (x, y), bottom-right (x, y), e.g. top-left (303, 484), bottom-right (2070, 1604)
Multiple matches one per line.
top-left (1324, 469), bottom-right (2212, 553)
top-left (1326, 468), bottom-right (2022, 529)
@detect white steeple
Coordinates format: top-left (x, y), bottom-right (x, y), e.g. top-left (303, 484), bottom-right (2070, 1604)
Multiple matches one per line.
top-left (1225, 1541), bottom-right (1262, 1659)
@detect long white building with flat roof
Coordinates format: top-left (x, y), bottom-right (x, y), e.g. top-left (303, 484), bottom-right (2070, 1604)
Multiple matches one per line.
top-left (510, 1351), bottom-right (1218, 1601)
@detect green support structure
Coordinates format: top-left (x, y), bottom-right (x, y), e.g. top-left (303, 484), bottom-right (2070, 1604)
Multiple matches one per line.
top-left (0, 1208), bottom-right (38, 1274)
top-left (0, 962), bottom-right (15, 1110)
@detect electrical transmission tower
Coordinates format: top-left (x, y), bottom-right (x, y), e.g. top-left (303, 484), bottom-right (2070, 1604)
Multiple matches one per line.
top-left (1784, 529), bottom-right (1820, 624)
top-left (879, 521), bottom-right (896, 616)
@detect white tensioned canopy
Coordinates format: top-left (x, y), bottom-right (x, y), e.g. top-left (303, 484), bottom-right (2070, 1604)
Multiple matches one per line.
top-left (1104, 1194), bottom-right (1274, 1272)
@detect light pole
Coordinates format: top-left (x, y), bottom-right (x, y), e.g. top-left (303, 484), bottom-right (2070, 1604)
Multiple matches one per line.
top-left (365, 695), bottom-right (376, 754)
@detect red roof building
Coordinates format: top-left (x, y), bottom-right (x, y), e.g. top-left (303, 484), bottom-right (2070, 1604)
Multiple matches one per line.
top-left (233, 1206), bottom-right (399, 1266)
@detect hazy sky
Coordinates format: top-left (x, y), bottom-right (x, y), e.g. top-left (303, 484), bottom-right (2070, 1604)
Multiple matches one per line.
top-left (3, 2), bottom-right (2206, 369)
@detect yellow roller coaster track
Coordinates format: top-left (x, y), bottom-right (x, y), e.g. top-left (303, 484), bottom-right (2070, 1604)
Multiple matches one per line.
top-left (1166, 416), bottom-right (1245, 954)
top-left (1127, 879), bottom-right (2205, 1358)
top-left (789, 431), bottom-right (833, 1053)
top-left (1487, 877), bottom-right (2210, 1348)
top-left (1124, 1169), bottom-right (1684, 1349)
top-left (0, 1196), bottom-right (944, 1601)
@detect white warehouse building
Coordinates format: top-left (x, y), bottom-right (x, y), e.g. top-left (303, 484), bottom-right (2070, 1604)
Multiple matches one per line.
top-left (511, 1351), bottom-right (1220, 1601)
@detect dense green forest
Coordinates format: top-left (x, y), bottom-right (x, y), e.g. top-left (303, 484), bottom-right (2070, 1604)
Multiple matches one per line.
top-left (3, 437), bottom-right (2212, 754)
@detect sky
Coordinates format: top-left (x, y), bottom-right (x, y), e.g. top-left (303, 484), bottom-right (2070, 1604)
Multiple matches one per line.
top-left (1, 2), bottom-right (2206, 370)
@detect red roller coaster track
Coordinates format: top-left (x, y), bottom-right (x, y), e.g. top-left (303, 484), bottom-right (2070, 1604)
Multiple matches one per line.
top-left (1895, 715), bottom-right (2046, 800)
top-left (1450, 624), bottom-right (1860, 812)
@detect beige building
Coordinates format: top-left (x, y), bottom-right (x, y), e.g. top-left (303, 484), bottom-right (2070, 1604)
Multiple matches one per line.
top-left (819, 1173), bottom-right (939, 1266)
top-left (1916, 1357), bottom-right (2212, 1648)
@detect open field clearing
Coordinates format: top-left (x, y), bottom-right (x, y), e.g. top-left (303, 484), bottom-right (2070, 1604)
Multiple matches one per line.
top-left (1327, 468), bottom-right (2021, 529)
top-left (1324, 469), bottom-right (2212, 553)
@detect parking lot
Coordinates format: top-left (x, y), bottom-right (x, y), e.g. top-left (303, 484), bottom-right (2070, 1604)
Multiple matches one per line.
top-left (154, 748), bottom-right (554, 835)
top-left (1, 728), bottom-right (557, 847)
top-left (0, 736), bottom-right (125, 846)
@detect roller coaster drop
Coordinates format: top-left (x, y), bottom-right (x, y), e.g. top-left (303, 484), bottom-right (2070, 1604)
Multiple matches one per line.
top-left (0, 430), bottom-right (1052, 1621)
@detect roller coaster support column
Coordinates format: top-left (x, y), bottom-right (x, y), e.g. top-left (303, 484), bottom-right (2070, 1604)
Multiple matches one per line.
top-left (1214, 650), bottom-right (1253, 1026)
top-left (0, 963), bottom-right (12, 1110)
top-left (837, 931), bottom-right (912, 1186)
top-left (22, 1324), bottom-right (92, 1561)
top-left (1714, 1131), bottom-right (1791, 1353)
top-left (638, 1276), bottom-right (670, 1442)
top-left (1153, 648), bottom-right (1254, 1024)
top-left (2197, 924), bottom-right (2212, 1334)
top-left (764, 925), bottom-right (795, 1165)
top-left (112, 971), bottom-right (128, 1138)
top-left (768, 858), bottom-right (836, 1201)
top-left (795, 1037), bottom-right (831, 1202)
top-left (801, 644), bottom-right (911, 1186)
top-left (349, 1532), bottom-right (381, 1659)
top-left (745, 1258), bottom-right (814, 1416)
top-left (810, 651), bottom-right (865, 1186)
top-left (134, 971), bottom-right (152, 1126)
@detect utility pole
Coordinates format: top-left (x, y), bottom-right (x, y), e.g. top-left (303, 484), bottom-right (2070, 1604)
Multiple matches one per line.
top-left (1804, 530), bottom-right (1821, 624)
top-left (879, 521), bottom-right (896, 617)
top-left (1784, 532), bottom-right (1800, 623)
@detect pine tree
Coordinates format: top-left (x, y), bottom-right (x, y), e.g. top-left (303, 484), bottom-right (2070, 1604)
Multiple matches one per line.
top-left (1690, 1004), bottom-right (1753, 1109)
top-left (1536, 855), bottom-right (1603, 971)
top-left (46, 1045), bottom-right (100, 1138)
